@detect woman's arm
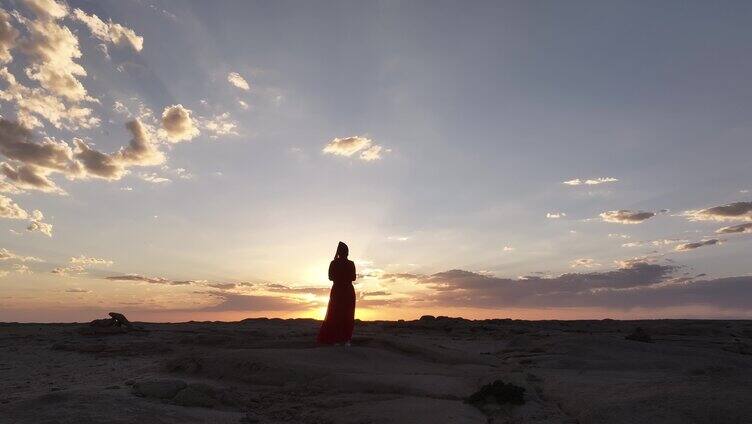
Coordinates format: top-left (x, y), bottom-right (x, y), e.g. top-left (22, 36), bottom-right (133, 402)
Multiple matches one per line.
top-left (349, 261), bottom-right (356, 282)
top-left (328, 261), bottom-right (335, 281)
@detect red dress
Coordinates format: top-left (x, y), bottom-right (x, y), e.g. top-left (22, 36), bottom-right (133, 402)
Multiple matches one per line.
top-left (317, 258), bottom-right (356, 344)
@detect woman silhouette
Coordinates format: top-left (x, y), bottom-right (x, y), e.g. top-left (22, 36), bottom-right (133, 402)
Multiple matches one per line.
top-left (317, 241), bottom-right (356, 345)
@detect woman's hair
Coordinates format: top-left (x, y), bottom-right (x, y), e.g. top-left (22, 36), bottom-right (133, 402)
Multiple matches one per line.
top-left (335, 241), bottom-right (349, 259)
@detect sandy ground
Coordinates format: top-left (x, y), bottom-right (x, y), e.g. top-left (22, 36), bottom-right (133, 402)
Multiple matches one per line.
top-left (1, 317), bottom-right (752, 423)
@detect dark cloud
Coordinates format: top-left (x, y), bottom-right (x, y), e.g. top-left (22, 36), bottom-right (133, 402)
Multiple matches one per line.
top-left (105, 274), bottom-right (196, 286)
top-left (73, 139), bottom-right (125, 180)
top-left (716, 223), bottom-right (752, 234)
top-left (1, 163), bottom-right (62, 193)
top-left (401, 264), bottom-right (752, 311)
top-left (264, 283), bottom-right (330, 296)
top-left (688, 202), bottom-right (752, 222)
top-left (361, 290), bottom-right (390, 297)
top-left (600, 210), bottom-right (656, 224)
top-left (0, 119), bottom-right (78, 172)
top-left (675, 239), bottom-right (721, 251)
top-left (205, 282), bottom-right (237, 290)
top-left (0, 118), bottom-right (165, 193)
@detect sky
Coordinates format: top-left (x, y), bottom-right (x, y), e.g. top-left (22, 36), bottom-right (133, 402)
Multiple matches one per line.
top-left (0, 0), bottom-right (751, 322)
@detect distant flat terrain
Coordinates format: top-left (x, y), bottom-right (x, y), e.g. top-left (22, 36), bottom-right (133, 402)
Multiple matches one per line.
top-left (1, 318), bottom-right (751, 423)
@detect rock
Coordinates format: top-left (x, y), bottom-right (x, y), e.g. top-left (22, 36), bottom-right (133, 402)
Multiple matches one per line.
top-left (108, 312), bottom-right (132, 328)
top-left (133, 379), bottom-right (187, 399)
top-left (90, 318), bottom-right (116, 328)
top-left (466, 379), bottom-right (525, 407)
top-left (172, 383), bottom-right (219, 408)
top-left (419, 315), bottom-right (436, 321)
top-left (625, 327), bottom-right (653, 343)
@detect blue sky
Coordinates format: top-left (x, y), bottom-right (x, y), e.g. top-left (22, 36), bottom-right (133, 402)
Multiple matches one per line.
top-left (0, 0), bottom-right (751, 321)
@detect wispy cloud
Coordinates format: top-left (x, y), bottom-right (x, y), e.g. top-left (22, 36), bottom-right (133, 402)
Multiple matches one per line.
top-left (571, 258), bottom-right (599, 268)
top-left (227, 72), bottom-right (250, 91)
top-left (0, 247), bottom-right (43, 262)
top-left (71, 8), bottom-right (144, 52)
top-left (675, 239), bottom-right (722, 252)
top-left (563, 177), bottom-right (618, 186)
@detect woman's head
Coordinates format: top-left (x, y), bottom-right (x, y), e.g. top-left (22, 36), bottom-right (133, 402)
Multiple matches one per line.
top-left (335, 241), bottom-right (349, 259)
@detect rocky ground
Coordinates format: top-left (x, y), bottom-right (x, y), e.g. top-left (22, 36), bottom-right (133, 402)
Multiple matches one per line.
top-left (1, 317), bottom-right (752, 423)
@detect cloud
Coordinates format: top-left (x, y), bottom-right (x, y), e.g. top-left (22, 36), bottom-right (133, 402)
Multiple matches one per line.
top-left (391, 263), bottom-right (752, 311)
top-left (139, 172), bottom-right (170, 183)
top-left (359, 145), bottom-right (385, 161)
top-left (0, 118), bottom-right (165, 192)
top-left (413, 262), bottom-right (676, 308)
top-left (0, 1), bottom-right (112, 130)
top-left (19, 0), bottom-right (91, 102)
top-left (23, 0), bottom-right (68, 20)
top-left (71, 9), bottom-right (143, 52)
top-left (686, 202), bottom-right (752, 222)
top-left (0, 10), bottom-right (19, 64)
top-left (0, 118), bottom-right (79, 174)
top-left (70, 255), bottom-right (113, 266)
top-left (571, 258), bottom-right (599, 268)
top-left (323, 136), bottom-right (371, 157)
top-left (387, 235), bottom-right (410, 241)
top-left (72, 139), bottom-right (126, 180)
top-left (13, 263), bottom-right (31, 274)
top-left (202, 112), bottom-right (237, 138)
top-left (0, 247), bottom-right (43, 262)
top-left (0, 196), bottom-right (50, 235)
top-left (502, 246), bottom-right (514, 252)
top-left (675, 239), bottom-right (721, 252)
top-left (227, 72), bottom-right (250, 91)
top-left (238, 100), bottom-right (248, 110)
top-left (27, 215), bottom-right (52, 236)
top-left (600, 210), bottom-right (656, 224)
top-left (263, 283), bottom-right (331, 296)
top-left (563, 177), bottom-right (618, 186)
top-left (0, 68), bottom-right (99, 130)
top-left (546, 212), bottom-right (566, 219)
top-left (198, 291), bottom-right (311, 312)
top-left (115, 119), bottom-right (165, 166)
top-left (53, 254), bottom-right (112, 274)
top-left (322, 136), bottom-right (389, 162)
top-left (716, 223), bottom-right (752, 234)
top-left (105, 274), bottom-right (197, 286)
top-left (160, 104), bottom-right (199, 142)
top-left (65, 288), bottom-right (90, 293)
top-left (0, 194), bottom-right (30, 219)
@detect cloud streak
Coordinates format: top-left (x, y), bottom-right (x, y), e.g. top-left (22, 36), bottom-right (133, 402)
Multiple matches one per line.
top-left (716, 223), bottom-right (752, 234)
top-left (600, 210), bottom-right (655, 224)
top-left (71, 8), bottom-right (143, 52)
top-left (563, 177), bottom-right (618, 186)
top-left (675, 239), bottom-right (721, 252)
top-left (686, 202), bottom-right (752, 222)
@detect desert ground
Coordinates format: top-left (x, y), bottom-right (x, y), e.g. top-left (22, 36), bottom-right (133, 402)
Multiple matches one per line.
top-left (1, 317), bottom-right (752, 423)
